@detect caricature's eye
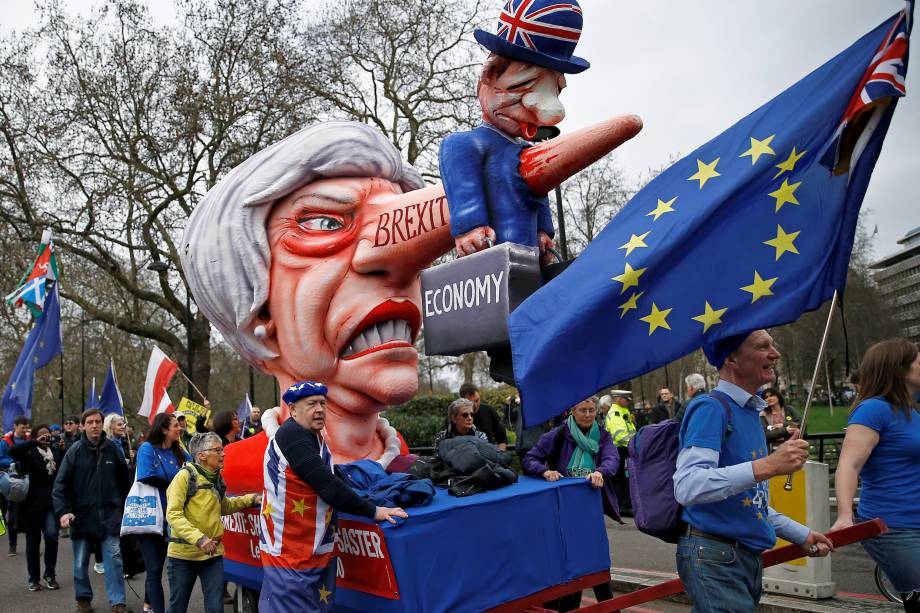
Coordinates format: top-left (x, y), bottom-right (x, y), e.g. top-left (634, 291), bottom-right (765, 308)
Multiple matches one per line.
top-left (507, 78), bottom-right (537, 91)
top-left (297, 215), bottom-right (345, 232)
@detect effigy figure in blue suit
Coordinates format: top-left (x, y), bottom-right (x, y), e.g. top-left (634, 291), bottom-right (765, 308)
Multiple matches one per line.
top-left (439, 0), bottom-right (590, 265)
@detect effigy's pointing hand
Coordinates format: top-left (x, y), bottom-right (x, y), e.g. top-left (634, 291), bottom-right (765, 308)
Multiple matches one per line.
top-left (454, 226), bottom-right (496, 257)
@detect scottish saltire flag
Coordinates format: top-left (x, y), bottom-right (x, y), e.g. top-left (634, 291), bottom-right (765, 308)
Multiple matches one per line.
top-left (100, 360), bottom-right (124, 416)
top-left (85, 377), bottom-right (100, 410)
top-left (509, 6), bottom-right (913, 426)
top-left (5, 229), bottom-right (60, 317)
top-left (236, 393), bottom-right (252, 423)
top-left (1, 284), bottom-right (63, 431)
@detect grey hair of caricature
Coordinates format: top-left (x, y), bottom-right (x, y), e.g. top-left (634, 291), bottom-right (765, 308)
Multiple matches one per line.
top-left (189, 431), bottom-right (222, 462)
top-left (448, 398), bottom-right (474, 420)
top-left (180, 121), bottom-right (425, 366)
top-left (685, 373), bottom-right (706, 393)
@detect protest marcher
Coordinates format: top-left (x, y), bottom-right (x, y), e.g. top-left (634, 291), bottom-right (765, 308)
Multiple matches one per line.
top-left (241, 406), bottom-right (263, 439)
top-left (675, 374), bottom-right (706, 423)
top-left (831, 338), bottom-right (920, 611)
top-left (459, 384), bottom-right (508, 450)
top-left (523, 396), bottom-right (620, 609)
top-left (674, 330), bottom-right (833, 612)
top-left (62, 415), bottom-right (81, 449)
top-left (176, 414), bottom-right (192, 451)
top-left (0, 415), bottom-right (30, 556)
top-left (52, 408), bottom-right (132, 613)
top-left (9, 424), bottom-right (63, 591)
top-left (165, 432), bottom-right (260, 613)
top-left (211, 411), bottom-right (241, 447)
top-left (434, 398), bottom-right (489, 450)
top-left (759, 388), bottom-right (800, 452)
top-left (104, 414), bottom-right (132, 468)
top-left (135, 412), bottom-right (190, 613)
top-left (258, 381), bottom-right (407, 612)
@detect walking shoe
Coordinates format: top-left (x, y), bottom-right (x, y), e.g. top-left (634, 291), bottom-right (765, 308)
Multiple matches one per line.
top-left (93, 562), bottom-right (105, 574)
top-left (28, 581), bottom-right (41, 591)
top-left (76, 599), bottom-right (94, 613)
top-left (7, 548), bottom-right (17, 557)
top-left (42, 576), bottom-right (60, 590)
top-left (111, 604), bottom-right (132, 613)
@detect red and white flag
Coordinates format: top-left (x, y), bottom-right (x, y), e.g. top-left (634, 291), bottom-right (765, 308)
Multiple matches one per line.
top-left (138, 346), bottom-right (178, 424)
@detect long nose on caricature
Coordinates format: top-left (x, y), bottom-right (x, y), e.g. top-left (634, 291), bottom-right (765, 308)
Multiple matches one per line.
top-left (352, 113), bottom-right (644, 272)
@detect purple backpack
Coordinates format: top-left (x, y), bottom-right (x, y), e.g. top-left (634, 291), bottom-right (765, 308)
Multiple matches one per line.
top-left (626, 392), bottom-right (732, 543)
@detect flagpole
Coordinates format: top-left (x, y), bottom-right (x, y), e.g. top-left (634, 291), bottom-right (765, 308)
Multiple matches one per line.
top-left (175, 367), bottom-right (207, 404)
top-left (784, 290), bottom-right (839, 491)
top-left (59, 353), bottom-right (65, 425)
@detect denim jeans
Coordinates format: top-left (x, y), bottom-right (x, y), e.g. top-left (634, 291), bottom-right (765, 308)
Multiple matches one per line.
top-left (25, 510), bottom-right (58, 583)
top-left (73, 535), bottom-right (126, 605)
top-left (166, 556), bottom-right (224, 613)
top-left (137, 533), bottom-right (168, 613)
top-left (677, 534), bottom-right (763, 613)
top-left (857, 516), bottom-right (920, 594)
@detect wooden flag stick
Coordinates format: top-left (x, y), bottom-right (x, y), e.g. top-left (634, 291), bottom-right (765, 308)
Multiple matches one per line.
top-left (175, 367), bottom-right (207, 404)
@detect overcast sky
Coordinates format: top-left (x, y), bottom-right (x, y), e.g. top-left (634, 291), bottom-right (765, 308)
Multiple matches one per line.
top-left (3, 0), bottom-right (917, 260)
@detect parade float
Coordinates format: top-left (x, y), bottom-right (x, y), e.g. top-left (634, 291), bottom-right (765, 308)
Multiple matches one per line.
top-left (177, 0), bottom-right (909, 609)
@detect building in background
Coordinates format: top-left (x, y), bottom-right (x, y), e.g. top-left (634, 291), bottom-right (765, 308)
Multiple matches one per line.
top-left (872, 226), bottom-right (920, 343)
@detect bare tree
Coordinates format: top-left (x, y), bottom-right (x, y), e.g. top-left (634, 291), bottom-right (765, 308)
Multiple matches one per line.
top-left (303, 0), bottom-right (485, 175)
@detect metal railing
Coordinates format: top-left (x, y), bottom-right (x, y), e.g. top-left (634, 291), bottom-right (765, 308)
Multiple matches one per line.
top-left (804, 431), bottom-right (845, 473)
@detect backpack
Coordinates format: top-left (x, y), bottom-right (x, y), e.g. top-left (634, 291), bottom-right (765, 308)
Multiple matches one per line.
top-left (179, 464), bottom-right (226, 508)
top-left (626, 391), bottom-right (733, 543)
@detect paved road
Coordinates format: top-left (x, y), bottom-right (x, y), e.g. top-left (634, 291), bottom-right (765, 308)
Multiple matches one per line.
top-left (0, 533), bottom-right (230, 613)
top-left (0, 512), bottom-right (880, 613)
top-left (604, 512), bottom-right (882, 599)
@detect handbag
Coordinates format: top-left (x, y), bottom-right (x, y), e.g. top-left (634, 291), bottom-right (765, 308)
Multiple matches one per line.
top-left (120, 478), bottom-right (164, 536)
top-left (0, 467), bottom-right (30, 503)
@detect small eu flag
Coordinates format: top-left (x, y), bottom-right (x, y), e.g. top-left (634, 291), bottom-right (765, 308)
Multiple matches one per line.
top-left (509, 5), bottom-right (913, 426)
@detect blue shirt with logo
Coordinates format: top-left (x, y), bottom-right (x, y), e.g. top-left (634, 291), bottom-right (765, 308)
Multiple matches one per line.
top-left (850, 397), bottom-right (920, 529)
top-left (679, 382), bottom-right (776, 552)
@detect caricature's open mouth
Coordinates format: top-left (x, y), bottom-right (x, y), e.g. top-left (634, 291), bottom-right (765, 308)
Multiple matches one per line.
top-left (341, 300), bottom-right (421, 360)
top-left (519, 122), bottom-right (537, 140)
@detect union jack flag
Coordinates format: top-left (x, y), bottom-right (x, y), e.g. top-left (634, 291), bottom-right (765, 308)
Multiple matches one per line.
top-left (496, 0), bottom-right (582, 51)
top-left (823, 0), bottom-right (913, 173)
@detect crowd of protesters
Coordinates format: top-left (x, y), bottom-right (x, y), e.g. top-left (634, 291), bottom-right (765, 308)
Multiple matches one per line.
top-left (0, 403), bottom-right (261, 613)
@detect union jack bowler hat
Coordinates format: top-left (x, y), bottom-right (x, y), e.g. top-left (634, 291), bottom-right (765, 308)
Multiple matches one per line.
top-left (474, 0), bottom-right (589, 74)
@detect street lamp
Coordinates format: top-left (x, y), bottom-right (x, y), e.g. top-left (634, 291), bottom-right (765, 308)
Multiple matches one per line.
top-left (533, 126), bottom-right (568, 261)
top-left (147, 260), bottom-right (193, 398)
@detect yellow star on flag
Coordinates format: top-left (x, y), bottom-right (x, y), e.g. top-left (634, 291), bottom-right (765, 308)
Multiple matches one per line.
top-left (639, 303), bottom-right (672, 335)
top-left (768, 178), bottom-right (801, 213)
top-left (291, 497), bottom-right (308, 517)
top-left (611, 263), bottom-right (647, 294)
top-left (691, 301), bottom-right (727, 333)
top-left (764, 225), bottom-right (800, 260)
top-left (261, 500), bottom-right (274, 517)
top-left (618, 291), bottom-right (643, 318)
top-left (619, 231), bottom-right (651, 257)
top-left (742, 497), bottom-right (753, 507)
top-left (751, 450), bottom-right (758, 459)
top-left (773, 146), bottom-right (806, 178)
top-left (687, 158), bottom-right (721, 189)
top-left (757, 512), bottom-right (764, 520)
top-left (647, 197), bottom-right (677, 221)
top-left (740, 271), bottom-right (777, 303)
top-left (318, 585), bottom-right (332, 604)
top-left (740, 134), bottom-right (776, 165)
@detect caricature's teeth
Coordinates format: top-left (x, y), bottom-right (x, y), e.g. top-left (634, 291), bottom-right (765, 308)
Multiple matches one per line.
top-left (342, 319), bottom-right (415, 357)
top-left (380, 321), bottom-right (395, 342)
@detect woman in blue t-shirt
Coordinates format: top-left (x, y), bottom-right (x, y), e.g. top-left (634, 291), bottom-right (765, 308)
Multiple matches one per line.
top-left (135, 412), bottom-right (190, 613)
top-left (831, 338), bottom-right (920, 610)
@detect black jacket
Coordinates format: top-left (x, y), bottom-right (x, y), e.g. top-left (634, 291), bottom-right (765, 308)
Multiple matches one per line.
top-left (52, 432), bottom-right (131, 539)
top-left (8, 440), bottom-right (63, 532)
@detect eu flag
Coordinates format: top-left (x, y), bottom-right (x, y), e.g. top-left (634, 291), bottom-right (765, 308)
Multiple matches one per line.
top-left (99, 360), bottom-right (125, 416)
top-left (509, 8), bottom-right (912, 426)
top-left (2, 284), bottom-right (63, 431)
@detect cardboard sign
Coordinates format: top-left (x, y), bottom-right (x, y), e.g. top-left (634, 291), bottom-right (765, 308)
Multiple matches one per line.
top-left (420, 243), bottom-right (541, 356)
top-left (335, 519), bottom-right (400, 600)
top-left (177, 397), bottom-right (210, 434)
top-left (221, 507), bottom-right (262, 563)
